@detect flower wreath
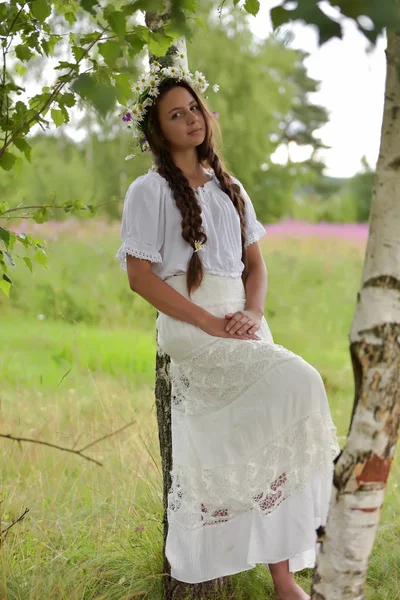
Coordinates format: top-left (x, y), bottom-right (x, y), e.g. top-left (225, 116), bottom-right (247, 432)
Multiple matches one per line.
top-left (121, 58), bottom-right (219, 161)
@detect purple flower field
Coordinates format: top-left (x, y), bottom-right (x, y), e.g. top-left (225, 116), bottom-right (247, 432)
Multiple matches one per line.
top-left (264, 219), bottom-right (368, 243)
top-left (9, 218), bottom-right (369, 249)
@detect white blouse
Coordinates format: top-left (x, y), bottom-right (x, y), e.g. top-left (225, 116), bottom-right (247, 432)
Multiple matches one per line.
top-left (115, 168), bottom-right (267, 280)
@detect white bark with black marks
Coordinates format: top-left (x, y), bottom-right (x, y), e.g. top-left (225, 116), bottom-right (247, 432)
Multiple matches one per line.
top-left (311, 29), bottom-right (400, 600)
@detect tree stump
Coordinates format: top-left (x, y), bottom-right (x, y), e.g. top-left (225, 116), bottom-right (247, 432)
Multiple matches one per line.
top-left (155, 318), bottom-right (228, 599)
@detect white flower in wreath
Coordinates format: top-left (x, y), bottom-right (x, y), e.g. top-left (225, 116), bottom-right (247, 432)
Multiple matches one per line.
top-left (148, 85), bottom-right (160, 98)
top-left (137, 73), bottom-right (149, 86)
top-left (147, 75), bottom-right (160, 88)
top-left (142, 97), bottom-right (153, 108)
top-left (193, 71), bottom-right (209, 93)
top-left (132, 82), bottom-right (143, 94)
top-left (130, 105), bottom-right (144, 122)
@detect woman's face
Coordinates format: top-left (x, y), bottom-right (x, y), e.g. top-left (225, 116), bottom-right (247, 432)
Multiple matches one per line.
top-left (157, 85), bottom-right (206, 151)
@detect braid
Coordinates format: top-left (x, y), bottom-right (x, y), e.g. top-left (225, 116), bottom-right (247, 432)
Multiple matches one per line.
top-left (141, 76), bottom-right (250, 294)
top-left (207, 148), bottom-right (249, 282)
top-left (156, 147), bottom-right (207, 298)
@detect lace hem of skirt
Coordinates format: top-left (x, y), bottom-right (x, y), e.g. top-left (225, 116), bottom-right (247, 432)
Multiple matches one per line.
top-left (167, 410), bottom-right (340, 530)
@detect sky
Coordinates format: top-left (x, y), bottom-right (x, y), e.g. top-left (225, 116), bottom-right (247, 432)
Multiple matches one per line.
top-left (248, 1), bottom-right (387, 178)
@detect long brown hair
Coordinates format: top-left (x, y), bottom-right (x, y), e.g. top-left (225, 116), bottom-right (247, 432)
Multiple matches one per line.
top-left (141, 77), bottom-right (248, 297)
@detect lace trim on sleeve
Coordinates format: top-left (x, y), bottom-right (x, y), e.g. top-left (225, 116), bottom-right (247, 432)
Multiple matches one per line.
top-left (115, 241), bottom-right (162, 271)
top-left (245, 222), bottom-right (267, 248)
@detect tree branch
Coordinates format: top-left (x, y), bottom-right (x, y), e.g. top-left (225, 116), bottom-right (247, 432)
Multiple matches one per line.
top-left (0, 199), bottom-right (118, 217)
top-left (0, 420), bottom-right (137, 467)
top-left (0, 503), bottom-right (30, 546)
top-left (0, 24), bottom-right (109, 159)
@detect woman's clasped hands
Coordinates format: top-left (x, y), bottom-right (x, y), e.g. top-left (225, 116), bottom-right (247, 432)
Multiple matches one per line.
top-left (200, 309), bottom-right (263, 340)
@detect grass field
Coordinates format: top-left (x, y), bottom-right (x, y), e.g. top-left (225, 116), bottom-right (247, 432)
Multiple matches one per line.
top-left (0, 219), bottom-right (399, 599)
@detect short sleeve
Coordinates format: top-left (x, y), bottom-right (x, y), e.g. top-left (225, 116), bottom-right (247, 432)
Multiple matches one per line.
top-left (115, 175), bottom-right (163, 271)
top-left (233, 178), bottom-right (267, 248)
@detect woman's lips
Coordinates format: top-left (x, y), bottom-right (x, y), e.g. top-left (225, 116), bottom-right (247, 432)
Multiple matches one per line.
top-left (188, 128), bottom-right (202, 135)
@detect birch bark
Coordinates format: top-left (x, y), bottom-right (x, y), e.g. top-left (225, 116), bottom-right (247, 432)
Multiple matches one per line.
top-left (311, 28), bottom-right (400, 600)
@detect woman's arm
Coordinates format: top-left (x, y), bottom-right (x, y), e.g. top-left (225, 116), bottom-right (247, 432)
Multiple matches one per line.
top-left (127, 255), bottom-right (210, 328)
top-left (243, 242), bottom-right (268, 317)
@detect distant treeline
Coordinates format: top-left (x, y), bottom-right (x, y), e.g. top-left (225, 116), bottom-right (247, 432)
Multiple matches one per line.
top-left (1, 133), bottom-right (374, 224)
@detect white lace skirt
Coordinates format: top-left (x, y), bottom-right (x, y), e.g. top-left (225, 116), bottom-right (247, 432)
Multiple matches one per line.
top-left (156, 273), bottom-right (340, 584)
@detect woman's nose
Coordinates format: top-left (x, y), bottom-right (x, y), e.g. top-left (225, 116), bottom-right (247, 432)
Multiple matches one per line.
top-left (187, 110), bottom-right (198, 124)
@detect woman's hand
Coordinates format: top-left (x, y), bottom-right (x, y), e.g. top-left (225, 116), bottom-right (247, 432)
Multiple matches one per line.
top-left (224, 309), bottom-right (262, 336)
top-left (199, 314), bottom-right (261, 340)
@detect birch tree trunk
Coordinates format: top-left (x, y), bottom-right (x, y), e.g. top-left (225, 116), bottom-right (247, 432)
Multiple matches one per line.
top-left (311, 28), bottom-right (400, 599)
top-left (148, 4), bottom-right (228, 598)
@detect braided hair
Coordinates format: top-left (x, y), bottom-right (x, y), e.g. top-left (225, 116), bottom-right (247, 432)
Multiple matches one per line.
top-left (141, 78), bottom-right (248, 298)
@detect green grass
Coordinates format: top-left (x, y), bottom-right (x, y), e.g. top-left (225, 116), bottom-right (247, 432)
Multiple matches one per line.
top-left (0, 223), bottom-right (399, 599)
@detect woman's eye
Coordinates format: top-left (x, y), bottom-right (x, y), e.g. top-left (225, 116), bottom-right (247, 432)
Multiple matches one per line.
top-left (171, 106), bottom-right (199, 119)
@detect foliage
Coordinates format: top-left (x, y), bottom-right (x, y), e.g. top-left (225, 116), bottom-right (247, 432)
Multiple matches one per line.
top-left (0, 0), bottom-right (194, 296)
top-left (270, 0), bottom-right (400, 45)
top-left (188, 2), bottom-right (329, 221)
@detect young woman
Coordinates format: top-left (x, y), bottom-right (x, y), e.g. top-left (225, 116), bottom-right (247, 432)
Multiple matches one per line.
top-left (116, 70), bottom-right (340, 600)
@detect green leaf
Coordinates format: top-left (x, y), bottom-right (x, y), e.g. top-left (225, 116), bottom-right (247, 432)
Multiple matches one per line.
top-left (3, 251), bottom-right (15, 268)
top-left (14, 138), bottom-right (32, 162)
top-left (34, 249), bottom-right (48, 267)
top-left (98, 40), bottom-right (121, 66)
top-left (54, 61), bottom-right (80, 71)
top-left (60, 105), bottom-right (70, 124)
top-left (270, 6), bottom-right (290, 29)
top-left (80, 0), bottom-right (99, 17)
top-left (30, 0), bottom-right (51, 23)
top-left (71, 73), bottom-right (117, 116)
top-left (180, 0), bottom-right (197, 11)
top-left (14, 156), bottom-right (24, 177)
top-left (51, 108), bottom-right (65, 127)
top-left (244, 0), bottom-right (260, 16)
top-left (114, 73), bottom-right (132, 104)
top-left (33, 206), bottom-right (50, 224)
top-left (23, 256), bottom-right (33, 272)
top-left (41, 38), bottom-right (50, 56)
top-left (72, 45), bottom-right (86, 62)
top-left (0, 227), bottom-right (10, 245)
top-left (125, 32), bottom-right (147, 53)
top-left (0, 277), bottom-right (12, 297)
top-left (317, 11), bottom-right (342, 44)
top-left (271, 3), bottom-right (342, 44)
top-left (47, 33), bottom-right (61, 55)
top-left (15, 44), bottom-right (34, 61)
top-left (0, 152), bottom-right (17, 171)
top-left (14, 62), bottom-right (27, 76)
top-left (57, 92), bottom-right (75, 108)
top-left (148, 31), bottom-right (174, 57)
top-left (80, 31), bottom-right (102, 44)
top-left (194, 17), bottom-right (207, 32)
top-left (105, 10), bottom-right (126, 38)
top-left (64, 11), bottom-right (76, 25)
top-left (121, 0), bottom-right (164, 14)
